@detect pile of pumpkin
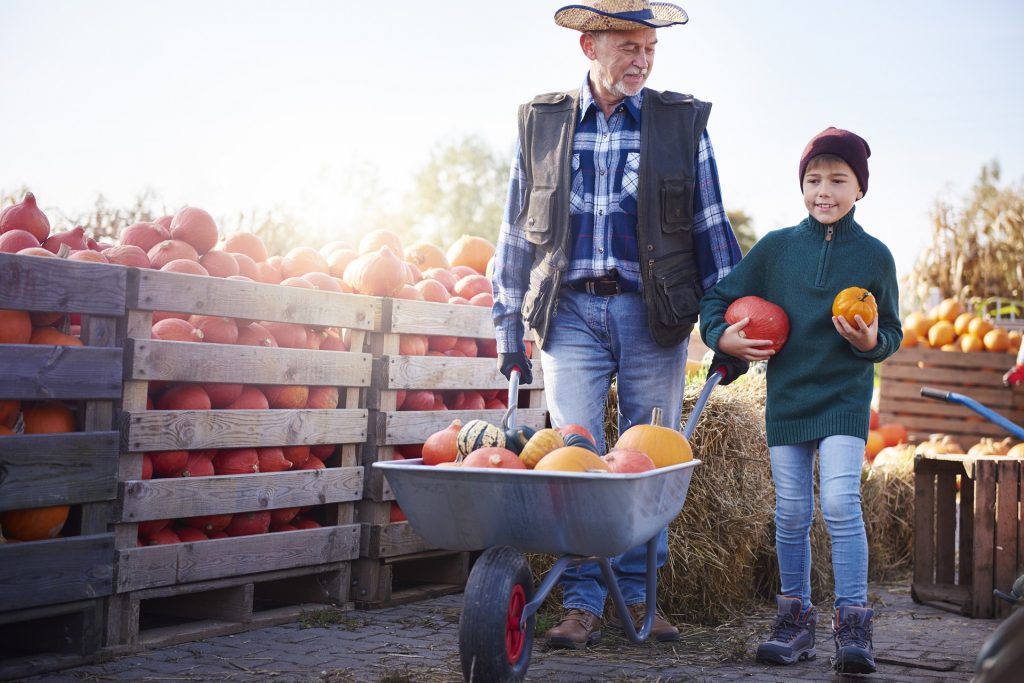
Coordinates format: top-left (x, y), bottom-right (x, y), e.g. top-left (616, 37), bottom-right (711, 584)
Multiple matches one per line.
top-left (901, 297), bottom-right (1021, 354)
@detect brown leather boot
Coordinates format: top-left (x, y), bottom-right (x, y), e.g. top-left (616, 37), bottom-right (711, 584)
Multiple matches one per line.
top-left (607, 602), bottom-right (680, 642)
top-left (544, 608), bottom-right (602, 649)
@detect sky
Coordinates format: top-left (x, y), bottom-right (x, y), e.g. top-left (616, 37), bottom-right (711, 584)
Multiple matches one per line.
top-left (2, 0), bottom-right (1022, 277)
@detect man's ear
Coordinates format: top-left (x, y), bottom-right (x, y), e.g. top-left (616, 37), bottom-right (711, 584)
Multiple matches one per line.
top-left (580, 32), bottom-right (597, 59)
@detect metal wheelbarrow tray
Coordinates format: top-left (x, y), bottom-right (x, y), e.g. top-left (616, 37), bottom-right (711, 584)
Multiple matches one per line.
top-left (373, 457), bottom-right (700, 558)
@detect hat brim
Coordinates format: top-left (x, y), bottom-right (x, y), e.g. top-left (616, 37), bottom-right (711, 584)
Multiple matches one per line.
top-left (555, 3), bottom-right (688, 32)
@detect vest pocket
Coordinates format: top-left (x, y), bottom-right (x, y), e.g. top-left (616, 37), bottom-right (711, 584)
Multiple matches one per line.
top-left (650, 251), bottom-right (701, 326)
top-left (661, 178), bottom-right (694, 232)
top-left (521, 186), bottom-right (556, 245)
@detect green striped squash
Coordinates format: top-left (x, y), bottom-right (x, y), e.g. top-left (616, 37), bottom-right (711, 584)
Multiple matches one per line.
top-left (457, 419), bottom-right (506, 457)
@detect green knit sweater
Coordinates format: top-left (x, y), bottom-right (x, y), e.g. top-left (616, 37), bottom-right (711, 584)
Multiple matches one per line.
top-left (699, 208), bottom-right (902, 447)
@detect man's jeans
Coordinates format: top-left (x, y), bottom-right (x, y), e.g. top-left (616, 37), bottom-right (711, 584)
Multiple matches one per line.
top-left (540, 288), bottom-right (688, 615)
top-left (769, 435), bottom-right (868, 609)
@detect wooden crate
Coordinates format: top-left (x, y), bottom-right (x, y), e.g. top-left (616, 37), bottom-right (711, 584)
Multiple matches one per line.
top-left (912, 454), bottom-right (1023, 618)
top-left (0, 254), bottom-right (125, 677)
top-left (106, 269), bottom-right (380, 647)
top-left (351, 549), bottom-right (471, 609)
top-left (879, 347), bottom-right (1024, 445)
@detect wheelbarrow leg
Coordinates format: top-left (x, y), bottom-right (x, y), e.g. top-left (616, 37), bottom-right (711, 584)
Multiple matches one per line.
top-left (602, 535), bottom-right (660, 643)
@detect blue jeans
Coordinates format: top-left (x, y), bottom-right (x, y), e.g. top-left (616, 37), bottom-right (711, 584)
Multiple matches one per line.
top-left (540, 288), bottom-right (687, 615)
top-left (770, 435), bottom-right (868, 609)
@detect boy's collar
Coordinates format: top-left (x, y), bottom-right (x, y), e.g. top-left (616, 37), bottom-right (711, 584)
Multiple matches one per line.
top-left (803, 206), bottom-right (864, 242)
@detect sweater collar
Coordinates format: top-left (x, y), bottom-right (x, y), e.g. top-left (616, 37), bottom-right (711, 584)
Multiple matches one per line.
top-left (800, 206), bottom-right (864, 243)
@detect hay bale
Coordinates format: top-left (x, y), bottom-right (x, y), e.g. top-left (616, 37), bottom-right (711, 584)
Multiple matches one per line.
top-left (528, 372), bottom-right (916, 626)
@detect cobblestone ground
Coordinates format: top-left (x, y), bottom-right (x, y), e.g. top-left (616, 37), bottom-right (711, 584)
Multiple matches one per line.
top-left (20, 581), bottom-right (1000, 683)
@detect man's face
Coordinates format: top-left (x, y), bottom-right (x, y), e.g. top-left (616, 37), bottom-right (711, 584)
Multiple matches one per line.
top-left (584, 28), bottom-right (657, 99)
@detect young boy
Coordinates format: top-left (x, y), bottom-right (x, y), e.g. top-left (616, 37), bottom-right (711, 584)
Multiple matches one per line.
top-left (699, 127), bottom-right (902, 674)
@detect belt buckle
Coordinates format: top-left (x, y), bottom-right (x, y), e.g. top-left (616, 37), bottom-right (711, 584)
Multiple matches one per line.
top-left (586, 278), bottom-right (620, 296)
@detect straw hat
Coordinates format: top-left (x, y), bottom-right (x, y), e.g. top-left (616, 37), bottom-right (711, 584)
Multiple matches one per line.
top-left (554, 1), bottom-right (688, 32)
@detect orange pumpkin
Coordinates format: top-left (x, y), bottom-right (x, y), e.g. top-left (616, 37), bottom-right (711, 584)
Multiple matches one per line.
top-left (343, 246), bottom-right (408, 297)
top-left (280, 246), bottom-right (329, 278)
top-left (878, 422), bottom-right (908, 447)
top-left (404, 242), bottom-right (449, 271)
top-left (983, 328), bottom-right (1010, 353)
top-left (358, 229), bottom-right (404, 256)
top-left (936, 298), bottom-right (962, 322)
top-left (613, 407), bottom-right (692, 467)
top-left (959, 333), bottom-right (984, 353)
top-left (21, 401), bottom-right (76, 433)
top-left (967, 317), bottom-right (994, 338)
top-left (534, 446), bottom-right (609, 472)
top-left (518, 428), bottom-right (565, 469)
top-left (1, 505), bottom-right (70, 541)
top-left (903, 312), bottom-right (932, 339)
top-left (865, 430), bottom-right (885, 463)
top-left (462, 447), bottom-right (526, 469)
top-left (953, 312), bottom-right (976, 336)
top-left (927, 320), bottom-right (955, 348)
top-left (832, 287), bottom-right (877, 326)
top-left (0, 309), bottom-right (32, 344)
top-left (222, 231), bottom-right (268, 263)
top-left (423, 419), bottom-right (463, 466)
top-left (446, 235), bottom-right (495, 276)
top-left (0, 399), bottom-right (20, 428)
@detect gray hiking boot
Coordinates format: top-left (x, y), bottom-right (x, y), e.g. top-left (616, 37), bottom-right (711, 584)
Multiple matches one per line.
top-left (832, 605), bottom-right (876, 674)
top-left (755, 595), bottom-right (817, 665)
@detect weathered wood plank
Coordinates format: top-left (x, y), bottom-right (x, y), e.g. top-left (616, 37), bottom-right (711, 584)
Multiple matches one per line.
top-left (0, 432), bottom-right (119, 511)
top-left (377, 408), bottom-right (549, 445)
top-left (0, 534), bottom-right (114, 611)
top-left (971, 459), bottom-right (997, 618)
top-left (934, 472), bottom-right (957, 584)
top-left (881, 414), bottom-right (1016, 443)
top-left (881, 381), bottom-right (1017, 410)
top-left (129, 268), bottom-right (379, 329)
top-left (386, 298), bottom-right (497, 337)
top-left (377, 355), bottom-right (545, 391)
top-left (886, 347), bottom-right (1020, 371)
top-left (0, 254), bottom-right (127, 314)
top-left (123, 408), bottom-right (368, 452)
top-left (913, 457), bottom-right (936, 587)
top-left (126, 338), bottom-right (372, 386)
top-left (0, 346), bottom-right (123, 399)
top-left (993, 460), bottom-right (1020, 619)
top-left (881, 363), bottom-right (1011, 388)
top-left (359, 521), bottom-right (436, 559)
top-left (879, 396), bottom-right (1017, 420)
top-left (116, 524), bottom-right (360, 592)
top-left (119, 467), bottom-right (364, 521)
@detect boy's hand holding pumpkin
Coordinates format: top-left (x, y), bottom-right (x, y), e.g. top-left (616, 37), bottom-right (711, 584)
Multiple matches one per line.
top-left (718, 317), bottom-right (777, 362)
top-left (832, 313), bottom-right (878, 352)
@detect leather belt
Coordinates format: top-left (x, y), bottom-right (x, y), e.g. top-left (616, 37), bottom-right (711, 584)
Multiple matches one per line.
top-left (566, 276), bottom-right (622, 296)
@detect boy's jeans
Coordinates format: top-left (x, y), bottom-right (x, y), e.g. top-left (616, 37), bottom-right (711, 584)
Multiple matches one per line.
top-left (769, 436), bottom-right (868, 609)
top-left (540, 288), bottom-right (687, 615)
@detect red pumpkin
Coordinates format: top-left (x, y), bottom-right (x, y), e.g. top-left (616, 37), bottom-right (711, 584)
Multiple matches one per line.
top-left (170, 206), bottom-right (219, 255)
top-left (0, 192), bottom-right (50, 242)
top-left (422, 419), bottom-right (463, 465)
top-left (212, 448), bottom-right (259, 475)
top-left (724, 296), bottom-right (790, 354)
top-left (462, 447), bottom-right (526, 469)
top-left (602, 448), bottom-right (656, 473)
top-left (343, 246), bottom-right (408, 297)
top-left (224, 511), bottom-right (271, 537)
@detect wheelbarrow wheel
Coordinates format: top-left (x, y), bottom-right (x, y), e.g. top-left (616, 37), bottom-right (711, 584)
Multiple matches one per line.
top-left (459, 545), bottom-right (534, 682)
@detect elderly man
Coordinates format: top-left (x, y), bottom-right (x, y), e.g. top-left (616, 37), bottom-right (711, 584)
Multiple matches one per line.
top-left (491, 0), bottom-right (745, 649)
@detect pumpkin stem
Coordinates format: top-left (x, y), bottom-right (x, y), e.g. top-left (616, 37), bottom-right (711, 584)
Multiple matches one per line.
top-left (650, 407), bottom-right (663, 427)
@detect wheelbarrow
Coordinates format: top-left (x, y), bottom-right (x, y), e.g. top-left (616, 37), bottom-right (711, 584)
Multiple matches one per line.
top-left (373, 368), bottom-right (723, 682)
top-left (920, 386), bottom-right (1024, 682)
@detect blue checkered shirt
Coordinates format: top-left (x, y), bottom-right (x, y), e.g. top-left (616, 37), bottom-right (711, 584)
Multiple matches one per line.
top-left (492, 75), bottom-right (742, 353)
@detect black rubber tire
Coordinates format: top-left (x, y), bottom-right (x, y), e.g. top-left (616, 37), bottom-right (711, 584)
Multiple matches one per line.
top-left (459, 545), bottom-right (534, 682)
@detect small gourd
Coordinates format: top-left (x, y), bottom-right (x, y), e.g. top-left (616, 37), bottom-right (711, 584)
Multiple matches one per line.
top-left (504, 424), bottom-right (537, 455)
top-left (563, 432), bottom-right (600, 454)
top-left (518, 428), bottom-right (564, 469)
top-left (457, 419), bottom-right (506, 457)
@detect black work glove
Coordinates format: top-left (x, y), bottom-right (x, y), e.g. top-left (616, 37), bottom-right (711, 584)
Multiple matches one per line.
top-left (710, 352), bottom-right (749, 386)
top-left (497, 351), bottom-right (533, 385)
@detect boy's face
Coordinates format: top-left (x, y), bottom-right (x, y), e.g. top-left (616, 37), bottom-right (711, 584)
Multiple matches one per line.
top-left (802, 158), bottom-right (863, 224)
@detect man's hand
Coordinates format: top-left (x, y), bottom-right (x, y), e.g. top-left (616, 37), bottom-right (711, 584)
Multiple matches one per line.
top-left (710, 352), bottom-right (749, 386)
top-left (498, 351), bottom-right (533, 385)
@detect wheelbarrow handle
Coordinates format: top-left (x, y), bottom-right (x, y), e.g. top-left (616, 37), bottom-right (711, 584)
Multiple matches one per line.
top-left (921, 386), bottom-right (1024, 440)
top-left (920, 387), bottom-right (950, 401)
top-left (501, 369), bottom-right (520, 430)
top-left (682, 366), bottom-right (724, 440)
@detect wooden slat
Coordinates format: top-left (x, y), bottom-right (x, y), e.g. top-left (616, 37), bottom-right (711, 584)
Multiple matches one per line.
top-left (119, 467), bottom-right (364, 521)
top-left (913, 457), bottom-right (936, 587)
top-left (886, 347), bottom-right (1019, 371)
top-left (0, 254), bottom-right (127, 315)
top-left (935, 471), bottom-right (958, 584)
top-left (971, 459), bottom-right (997, 618)
top-left (882, 363), bottom-right (1010, 388)
top-left (0, 346), bottom-right (123, 399)
top-left (386, 298), bottom-right (497, 337)
top-left (115, 524), bottom-right (360, 592)
top-left (881, 381), bottom-right (1017, 410)
top-left (960, 469), bottom-right (975, 589)
top-left (123, 408), bottom-right (368, 452)
top-left (994, 460), bottom-right (1020, 618)
top-left (882, 414), bottom-right (1015, 442)
top-left (126, 338), bottom-right (372, 386)
top-left (909, 583), bottom-right (971, 609)
top-left (0, 432), bottom-right (119, 511)
top-left (377, 355), bottom-right (545, 391)
top-left (359, 521), bottom-right (436, 559)
top-left (377, 408), bottom-right (549, 445)
top-left (879, 397), bottom-right (1015, 420)
top-left (0, 534), bottom-right (114, 611)
top-left (128, 268), bottom-right (379, 329)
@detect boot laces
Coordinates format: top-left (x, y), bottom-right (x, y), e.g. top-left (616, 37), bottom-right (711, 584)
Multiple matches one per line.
top-left (769, 612), bottom-right (804, 643)
top-left (835, 613), bottom-right (871, 648)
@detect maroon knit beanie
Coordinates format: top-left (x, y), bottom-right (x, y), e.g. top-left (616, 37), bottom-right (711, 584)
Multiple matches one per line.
top-left (798, 127), bottom-right (871, 196)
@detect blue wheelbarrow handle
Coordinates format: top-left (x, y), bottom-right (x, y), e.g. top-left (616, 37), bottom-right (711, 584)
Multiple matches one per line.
top-left (920, 387), bottom-right (1024, 440)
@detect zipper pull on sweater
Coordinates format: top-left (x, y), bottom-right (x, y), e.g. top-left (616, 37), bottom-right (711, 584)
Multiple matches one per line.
top-left (826, 225), bottom-right (834, 242)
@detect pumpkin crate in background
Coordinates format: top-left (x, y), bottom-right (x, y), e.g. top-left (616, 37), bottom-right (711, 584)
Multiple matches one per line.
top-left (879, 347), bottom-right (1024, 445)
top-left (106, 269), bottom-right (378, 650)
top-left (352, 297), bottom-right (547, 608)
top-left (913, 454), bottom-right (1023, 618)
top-left (0, 254), bottom-right (124, 679)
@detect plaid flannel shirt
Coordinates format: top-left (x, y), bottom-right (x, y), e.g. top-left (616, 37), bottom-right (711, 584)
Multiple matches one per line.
top-left (492, 75), bottom-right (742, 353)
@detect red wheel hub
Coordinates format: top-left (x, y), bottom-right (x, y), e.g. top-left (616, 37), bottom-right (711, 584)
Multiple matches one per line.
top-left (504, 584), bottom-right (526, 663)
